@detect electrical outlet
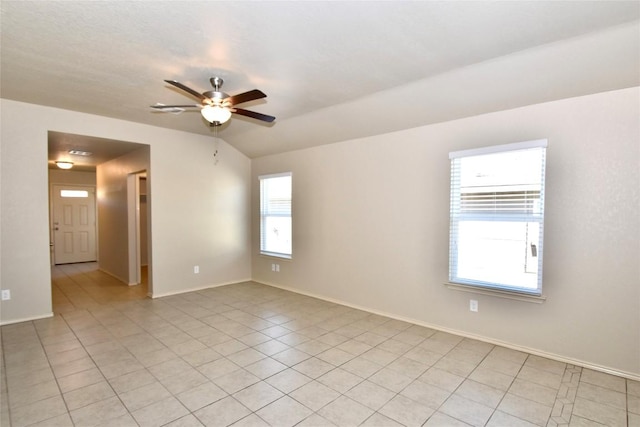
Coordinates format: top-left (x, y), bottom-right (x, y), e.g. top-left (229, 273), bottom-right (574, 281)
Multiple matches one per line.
top-left (1, 290), bottom-right (10, 301)
top-left (193, 265), bottom-right (199, 274)
top-left (275, 264), bottom-right (280, 272)
top-left (470, 299), bottom-right (478, 312)
top-left (271, 263), bottom-right (276, 272)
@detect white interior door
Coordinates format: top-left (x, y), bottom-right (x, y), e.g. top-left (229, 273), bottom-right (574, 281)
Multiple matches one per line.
top-left (52, 185), bottom-right (97, 264)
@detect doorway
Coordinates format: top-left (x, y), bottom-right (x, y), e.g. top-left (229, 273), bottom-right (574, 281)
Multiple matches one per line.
top-left (51, 184), bottom-right (97, 264)
top-left (48, 131), bottom-right (152, 296)
top-left (127, 172), bottom-right (149, 289)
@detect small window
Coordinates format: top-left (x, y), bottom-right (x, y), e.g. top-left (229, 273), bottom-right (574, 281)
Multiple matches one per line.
top-left (259, 172), bottom-right (292, 258)
top-left (449, 140), bottom-right (547, 295)
top-left (60, 190), bottom-right (89, 198)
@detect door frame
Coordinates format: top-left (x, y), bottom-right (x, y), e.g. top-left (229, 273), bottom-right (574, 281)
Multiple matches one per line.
top-left (127, 171), bottom-right (148, 287)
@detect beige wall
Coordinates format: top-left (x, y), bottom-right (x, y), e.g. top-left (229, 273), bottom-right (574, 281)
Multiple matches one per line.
top-left (251, 87), bottom-right (640, 377)
top-left (97, 147), bottom-right (150, 284)
top-left (48, 169), bottom-right (97, 186)
top-left (0, 99), bottom-right (252, 324)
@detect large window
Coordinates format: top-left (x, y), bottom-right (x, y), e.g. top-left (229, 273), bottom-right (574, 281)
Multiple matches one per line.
top-left (260, 172), bottom-right (292, 258)
top-left (449, 140), bottom-right (547, 295)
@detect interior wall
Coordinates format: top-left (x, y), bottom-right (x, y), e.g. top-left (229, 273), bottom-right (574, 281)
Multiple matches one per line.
top-left (97, 147), bottom-right (150, 284)
top-left (48, 169), bottom-right (97, 186)
top-left (251, 87), bottom-right (640, 377)
top-left (0, 98), bottom-right (252, 324)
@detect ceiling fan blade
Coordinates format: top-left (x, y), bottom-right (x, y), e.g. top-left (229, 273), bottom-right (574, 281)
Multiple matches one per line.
top-left (164, 80), bottom-right (206, 101)
top-left (226, 89), bottom-right (267, 106)
top-left (233, 108), bottom-right (276, 123)
top-left (151, 104), bottom-right (200, 109)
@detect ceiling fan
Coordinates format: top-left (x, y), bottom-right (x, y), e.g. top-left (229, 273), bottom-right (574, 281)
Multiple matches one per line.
top-left (151, 77), bottom-right (275, 126)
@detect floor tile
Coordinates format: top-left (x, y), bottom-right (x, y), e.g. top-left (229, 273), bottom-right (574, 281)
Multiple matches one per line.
top-left (256, 395), bottom-right (314, 427)
top-left (272, 347), bottom-right (312, 366)
top-left (369, 365), bottom-right (413, 392)
top-left (159, 368), bottom-right (210, 394)
top-left (517, 365), bottom-right (563, 389)
top-left (360, 412), bottom-right (404, 426)
top-left (227, 347), bottom-right (266, 367)
top-left (233, 381), bottom-right (284, 411)
top-left (454, 379), bottom-right (505, 408)
top-left (290, 380), bottom-right (341, 411)
top-left (10, 395), bottom-right (68, 427)
top-left (5, 275), bottom-right (639, 427)
top-left (177, 381), bottom-right (227, 411)
top-left (230, 413), bottom-right (271, 426)
top-left (157, 413), bottom-right (205, 427)
top-left (401, 379), bottom-right (452, 410)
top-left (580, 368), bottom-right (627, 393)
top-left (297, 413), bottom-right (338, 426)
top-left (379, 394), bottom-right (435, 427)
top-left (70, 395), bottom-right (129, 427)
top-left (62, 381), bottom-right (115, 411)
top-left (423, 411), bottom-right (472, 426)
top-left (317, 395), bottom-right (374, 426)
top-left (508, 377), bottom-right (559, 407)
top-left (131, 395), bottom-right (189, 427)
top-left (440, 394), bottom-right (494, 426)
top-left (497, 393), bottom-right (552, 426)
top-left (345, 379), bottom-right (396, 410)
top-left (572, 396), bottom-right (627, 426)
top-left (293, 356), bottom-right (335, 379)
top-left (119, 381), bottom-right (172, 412)
top-left (340, 356), bottom-right (383, 379)
top-left (317, 367), bottom-right (363, 393)
top-left (197, 357), bottom-right (241, 380)
top-left (8, 379), bottom-right (61, 409)
top-left (244, 356), bottom-right (288, 379)
top-left (265, 368), bottom-right (312, 393)
top-left (419, 367), bottom-right (466, 392)
top-left (486, 410), bottom-right (539, 426)
top-left (213, 368), bottom-right (260, 394)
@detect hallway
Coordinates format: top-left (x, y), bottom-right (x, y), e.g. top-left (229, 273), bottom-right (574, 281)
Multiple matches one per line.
top-left (52, 263), bottom-right (148, 314)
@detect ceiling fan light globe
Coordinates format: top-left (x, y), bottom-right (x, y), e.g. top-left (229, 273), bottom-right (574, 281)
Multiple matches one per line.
top-left (201, 105), bottom-right (231, 124)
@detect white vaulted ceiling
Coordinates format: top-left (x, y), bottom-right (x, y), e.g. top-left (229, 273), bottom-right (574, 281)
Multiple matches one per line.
top-left (2, 1), bottom-right (639, 158)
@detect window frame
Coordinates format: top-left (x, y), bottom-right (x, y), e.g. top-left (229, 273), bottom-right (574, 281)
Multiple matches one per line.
top-left (259, 172), bottom-right (293, 259)
top-left (448, 139), bottom-right (548, 297)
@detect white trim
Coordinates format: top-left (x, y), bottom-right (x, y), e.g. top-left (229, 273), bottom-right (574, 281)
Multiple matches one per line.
top-left (258, 171), bottom-right (292, 180)
top-left (150, 278), bottom-right (253, 299)
top-left (449, 138), bottom-right (548, 159)
top-left (256, 280), bottom-right (639, 382)
top-left (445, 282), bottom-right (547, 303)
top-left (0, 312), bottom-right (54, 326)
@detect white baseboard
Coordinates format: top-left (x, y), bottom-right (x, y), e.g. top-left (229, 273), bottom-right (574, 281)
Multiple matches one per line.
top-left (0, 312), bottom-right (54, 326)
top-left (151, 278), bottom-right (253, 299)
top-left (98, 268), bottom-right (129, 285)
top-left (256, 280), bottom-right (640, 382)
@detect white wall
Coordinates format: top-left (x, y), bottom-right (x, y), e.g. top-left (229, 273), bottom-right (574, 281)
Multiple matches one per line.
top-left (252, 87), bottom-right (640, 378)
top-left (0, 99), bottom-right (252, 324)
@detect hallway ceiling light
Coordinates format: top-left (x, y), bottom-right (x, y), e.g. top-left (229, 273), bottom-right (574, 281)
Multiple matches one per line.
top-left (55, 161), bottom-right (74, 169)
top-left (68, 149), bottom-right (92, 156)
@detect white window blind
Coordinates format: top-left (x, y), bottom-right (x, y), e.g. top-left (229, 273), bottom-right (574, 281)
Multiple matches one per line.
top-left (260, 172), bottom-right (292, 258)
top-left (449, 140), bottom-right (547, 295)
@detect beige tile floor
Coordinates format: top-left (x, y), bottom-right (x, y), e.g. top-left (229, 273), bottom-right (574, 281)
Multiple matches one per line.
top-left (1, 264), bottom-right (638, 426)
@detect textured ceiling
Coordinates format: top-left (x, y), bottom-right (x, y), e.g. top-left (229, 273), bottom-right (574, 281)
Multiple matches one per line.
top-left (2, 1), bottom-right (639, 160)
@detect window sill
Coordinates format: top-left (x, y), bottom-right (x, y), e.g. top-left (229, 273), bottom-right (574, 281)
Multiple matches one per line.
top-left (260, 252), bottom-right (292, 261)
top-left (445, 282), bottom-right (546, 304)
